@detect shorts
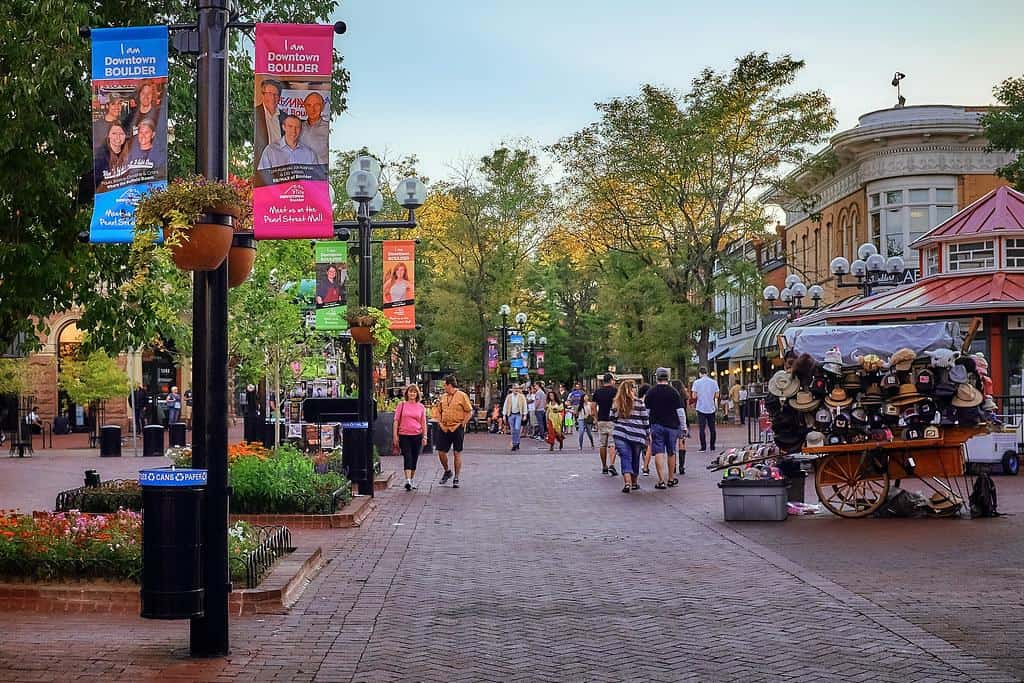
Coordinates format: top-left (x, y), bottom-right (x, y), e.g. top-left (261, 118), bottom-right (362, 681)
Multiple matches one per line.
top-left (650, 423), bottom-right (679, 456)
top-left (435, 426), bottom-right (465, 453)
top-left (597, 421), bottom-right (614, 447)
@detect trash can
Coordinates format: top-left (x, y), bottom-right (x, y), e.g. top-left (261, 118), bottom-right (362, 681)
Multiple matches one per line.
top-left (786, 471), bottom-right (807, 503)
top-left (168, 421), bottom-right (187, 447)
top-left (718, 478), bottom-right (789, 521)
top-left (100, 425), bottom-right (122, 457)
top-left (138, 467), bottom-right (207, 619)
top-left (84, 469), bottom-right (101, 488)
top-left (143, 424), bottom-right (165, 457)
top-left (341, 421), bottom-right (370, 492)
top-left (262, 420), bottom-right (285, 449)
top-left (422, 419), bottom-right (438, 454)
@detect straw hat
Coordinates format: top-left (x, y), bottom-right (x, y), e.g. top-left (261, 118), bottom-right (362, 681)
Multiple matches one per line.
top-left (824, 387), bottom-right (853, 408)
top-left (951, 383), bottom-right (983, 408)
top-left (889, 383), bottom-right (923, 406)
top-left (859, 385), bottom-right (884, 406)
top-left (927, 491), bottom-right (963, 512)
top-left (842, 371), bottom-right (861, 390)
top-left (859, 353), bottom-right (886, 372)
top-left (788, 390), bottom-right (822, 413)
top-left (768, 370), bottom-right (800, 398)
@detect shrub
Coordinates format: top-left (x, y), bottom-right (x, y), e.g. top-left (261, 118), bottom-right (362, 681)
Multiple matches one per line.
top-left (79, 481), bottom-right (143, 513)
top-left (230, 444), bottom-right (350, 514)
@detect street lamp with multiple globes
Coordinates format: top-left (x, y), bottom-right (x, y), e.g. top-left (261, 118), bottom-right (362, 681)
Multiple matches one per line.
top-left (526, 331), bottom-right (548, 377)
top-left (763, 273), bottom-right (825, 321)
top-left (829, 243), bottom-right (907, 297)
top-left (497, 304), bottom-right (512, 397)
top-left (336, 156), bottom-right (426, 496)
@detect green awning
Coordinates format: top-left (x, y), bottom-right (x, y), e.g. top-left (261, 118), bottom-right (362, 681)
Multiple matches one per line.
top-left (754, 317), bottom-right (789, 359)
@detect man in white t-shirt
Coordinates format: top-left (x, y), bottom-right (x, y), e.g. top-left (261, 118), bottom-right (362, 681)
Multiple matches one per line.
top-left (690, 368), bottom-right (720, 452)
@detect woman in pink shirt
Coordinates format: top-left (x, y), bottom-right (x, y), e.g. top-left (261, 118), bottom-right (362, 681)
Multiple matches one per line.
top-left (393, 384), bottom-right (428, 491)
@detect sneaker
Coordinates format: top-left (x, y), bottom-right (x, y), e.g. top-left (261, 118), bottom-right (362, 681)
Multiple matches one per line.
top-left (642, 468), bottom-right (650, 476)
top-left (631, 483), bottom-right (640, 491)
top-left (440, 470), bottom-right (453, 485)
top-left (608, 465), bottom-right (618, 476)
top-left (698, 448), bottom-right (707, 453)
top-left (602, 467), bottom-right (609, 474)
top-left (404, 481), bottom-right (412, 491)
top-left (452, 478), bottom-right (460, 488)
top-left (410, 481), bottom-right (418, 490)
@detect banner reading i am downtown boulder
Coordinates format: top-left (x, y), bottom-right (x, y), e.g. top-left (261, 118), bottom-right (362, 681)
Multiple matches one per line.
top-left (253, 24), bottom-right (334, 239)
top-left (89, 26), bottom-right (169, 243)
top-left (382, 240), bottom-right (416, 330)
top-left (314, 241), bottom-right (348, 331)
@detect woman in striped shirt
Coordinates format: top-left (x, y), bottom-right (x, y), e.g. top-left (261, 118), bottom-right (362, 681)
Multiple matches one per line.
top-left (611, 380), bottom-right (650, 493)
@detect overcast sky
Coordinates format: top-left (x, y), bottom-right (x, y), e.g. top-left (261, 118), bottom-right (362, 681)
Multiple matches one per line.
top-left (328, 0), bottom-right (1024, 184)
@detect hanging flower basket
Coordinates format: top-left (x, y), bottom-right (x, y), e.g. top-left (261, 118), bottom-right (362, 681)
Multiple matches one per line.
top-left (167, 204), bottom-right (237, 271)
top-left (227, 232), bottom-right (256, 288)
top-left (349, 325), bottom-right (376, 345)
top-left (345, 306), bottom-right (397, 348)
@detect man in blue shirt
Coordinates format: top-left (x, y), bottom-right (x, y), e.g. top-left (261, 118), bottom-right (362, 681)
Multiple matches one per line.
top-left (258, 115), bottom-right (317, 169)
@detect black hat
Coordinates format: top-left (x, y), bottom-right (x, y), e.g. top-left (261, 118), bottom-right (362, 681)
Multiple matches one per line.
top-left (903, 426), bottom-right (923, 440)
top-left (918, 398), bottom-right (937, 420)
top-left (834, 411), bottom-right (851, 430)
top-left (934, 380), bottom-right (957, 400)
top-left (809, 375), bottom-right (829, 398)
top-left (880, 373), bottom-right (901, 395)
top-left (868, 412), bottom-right (884, 429)
top-left (916, 369), bottom-right (936, 395)
top-left (827, 433), bottom-right (845, 445)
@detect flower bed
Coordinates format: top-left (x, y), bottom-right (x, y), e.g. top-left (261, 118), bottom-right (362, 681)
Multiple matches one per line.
top-left (56, 480), bottom-right (142, 514)
top-left (0, 511), bottom-right (274, 585)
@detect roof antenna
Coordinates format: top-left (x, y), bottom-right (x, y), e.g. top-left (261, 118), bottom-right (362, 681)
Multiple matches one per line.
top-left (891, 72), bottom-right (906, 108)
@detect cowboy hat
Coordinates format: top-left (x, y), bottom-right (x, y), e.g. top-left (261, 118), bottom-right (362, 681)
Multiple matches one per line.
top-left (889, 383), bottom-right (923, 406)
top-left (927, 491), bottom-right (963, 511)
top-left (889, 347), bottom-right (916, 372)
top-left (768, 370), bottom-right (800, 398)
top-left (951, 383), bottom-right (983, 408)
top-left (859, 385), bottom-right (884, 406)
top-left (934, 379), bottom-right (957, 400)
top-left (842, 371), bottom-right (861, 390)
top-left (824, 387), bottom-right (853, 408)
top-left (822, 346), bottom-right (844, 375)
top-left (788, 391), bottom-right (821, 412)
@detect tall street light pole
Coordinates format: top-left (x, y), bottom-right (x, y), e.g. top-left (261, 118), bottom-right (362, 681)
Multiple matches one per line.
top-left (498, 304), bottom-right (510, 397)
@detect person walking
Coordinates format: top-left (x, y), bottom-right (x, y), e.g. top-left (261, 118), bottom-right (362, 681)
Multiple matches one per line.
top-left (167, 386), bottom-right (181, 426)
top-left (132, 384), bottom-right (148, 433)
top-left (393, 384), bottom-right (428, 491)
top-left (671, 379), bottom-right (690, 475)
top-left (545, 390), bottom-right (565, 451)
top-left (645, 368), bottom-right (683, 489)
top-left (593, 373), bottom-right (618, 476)
top-left (502, 384), bottom-right (528, 451)
top-left (434, 375), bottom-right (473, 488)
top-left (728, 380), bottom-right (741, 424)
top-left (611, 380), bottom-right (649, 493)
top-left (738, 383), bottom-right (749, 425)
top-left (691, 368), bottom-right (720, 452)
top-left (577, 392), bottom-right (596, 450)
top-left (533, 383), bottom-right (547, 440)
top-left (637, 383), bottom-right (653, 476)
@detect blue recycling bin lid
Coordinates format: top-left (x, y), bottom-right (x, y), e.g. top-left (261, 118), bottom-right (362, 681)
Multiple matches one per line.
top-left (340, 422), bottom-right (368, 429)
top-left (139, 468), bottom-right (208, 487)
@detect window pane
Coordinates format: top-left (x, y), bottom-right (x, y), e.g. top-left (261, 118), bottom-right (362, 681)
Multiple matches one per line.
top-left (886, 190), bottom-right (902, 205)
top-left (869, 193), bottom-right (880, 208)
top-left (870, 212), bottom-right (881, 247)
top-left (936, 205), bottom-right (955, 223)
top-left (909, 189), bottom-right (929, 203)
top-left (886, 232), bottom-right (904, 257)
top-left (936, 189), bottom-right (955, 203)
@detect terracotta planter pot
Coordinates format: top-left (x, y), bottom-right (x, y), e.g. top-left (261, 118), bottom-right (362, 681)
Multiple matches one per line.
top-left (350, 326), bottom-right (376, 345)
top-left (168, 205), bottom-right (239, 272)
top-left (228, 233), bottom-right (256, 288)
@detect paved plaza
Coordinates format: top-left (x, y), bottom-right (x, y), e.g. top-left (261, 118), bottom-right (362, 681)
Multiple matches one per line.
top-left (2, 426), bottom-right (1024, 681)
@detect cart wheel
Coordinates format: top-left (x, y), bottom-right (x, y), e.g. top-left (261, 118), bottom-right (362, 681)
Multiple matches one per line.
top-left (1002, 451), bottom-right (1020, 476)
top-left (814, 455), bottom-right (890, 518)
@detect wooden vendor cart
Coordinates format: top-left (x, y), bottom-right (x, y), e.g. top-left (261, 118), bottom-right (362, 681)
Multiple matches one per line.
top-left (801, 425), bottom-right (986, 518)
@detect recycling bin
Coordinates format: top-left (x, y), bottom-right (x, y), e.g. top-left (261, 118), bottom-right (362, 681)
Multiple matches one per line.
top-left (262, 420), bottom-right (286, 449)
top-left (143, 424), bottom-right (165, 457)
top-left (100, 425), bottom-right (122, 457)
top-left (169, 421), bottom-right (187, 447)
top-left (341, 421), bottom-right (371, 494)
top-left (139, 467), bottom-right (206, 619)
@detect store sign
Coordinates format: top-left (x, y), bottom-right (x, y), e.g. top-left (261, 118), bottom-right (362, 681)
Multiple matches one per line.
top-left (89, 26), bottom-right (169, 243)
top-left (253, 23), bottom-right (334, 239)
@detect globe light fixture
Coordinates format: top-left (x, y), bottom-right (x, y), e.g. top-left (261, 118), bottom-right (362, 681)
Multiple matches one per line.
top-left (885, 256), bottom-right (905, 274)
top-left (394, 176), bottom-right (427, 209)
top-left (865, 253), bottom-right (886, 273)
top-left (830, 257), bottom-right (850, 276)
top-left (499, 304), bottom-right (511, 316)
top-left (349, 155), bottom-right (382, 179)
top-left (829, 242), bottom-right (911, 297)
top-left (791, 281), bottom-right (808, 299)
top-left (808, 284), bottom-right (825, 301)
top-left (763, 285), bottom-right (780, 301)
top-left (515, 312), bottom-right (527, 326)
top-left (779, 287), bottom-right (793, 302)
top-left (857, 243), bottom-right (878, 261)
top-left (345, 169), bottom-right (378, 202)
top-left (785, 274), bottom-right (801, 289)
top-left (850, 259), bottom-right (868, 277)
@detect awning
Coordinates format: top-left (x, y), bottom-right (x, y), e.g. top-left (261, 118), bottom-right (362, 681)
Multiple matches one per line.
top-left (753, 317), bottom-right (789, 358)
top-left (708, 345), bottom-right (732, 362)
top-left (727, 336), bottom-right (755, 361)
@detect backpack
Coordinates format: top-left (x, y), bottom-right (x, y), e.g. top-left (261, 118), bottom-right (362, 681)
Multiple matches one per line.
top-left (969, 472), bottom-right (999, 518)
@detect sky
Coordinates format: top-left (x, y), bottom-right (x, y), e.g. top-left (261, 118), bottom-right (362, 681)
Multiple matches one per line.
top-left (329, 0), bottom-right (1024, 184)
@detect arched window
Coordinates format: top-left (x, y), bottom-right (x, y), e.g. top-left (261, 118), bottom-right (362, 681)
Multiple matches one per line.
top-left (849, 206), bottom-right (859, 258)
top-left (837, 209), bottom-right (849, 260)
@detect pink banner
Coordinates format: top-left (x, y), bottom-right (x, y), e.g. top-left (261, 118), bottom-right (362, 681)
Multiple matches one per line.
top-left (253, 24), bottom-right (334, 239)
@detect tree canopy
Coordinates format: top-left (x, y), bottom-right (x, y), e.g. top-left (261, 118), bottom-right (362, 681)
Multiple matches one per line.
top-left (981, 74), bottom-right (1024, 191)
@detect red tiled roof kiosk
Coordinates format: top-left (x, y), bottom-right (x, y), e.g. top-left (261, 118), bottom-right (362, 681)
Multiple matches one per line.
top-left (798, 185), bottom-right (1024, 396)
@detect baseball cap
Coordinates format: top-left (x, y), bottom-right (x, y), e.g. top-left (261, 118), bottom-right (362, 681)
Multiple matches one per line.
top-left (655, 367), bottom-right (671, 380)
top-left (603, 373), bottom-right (614, 382)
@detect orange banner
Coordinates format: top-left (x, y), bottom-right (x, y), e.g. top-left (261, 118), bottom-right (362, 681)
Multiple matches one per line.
top-left (382, 240), bottom-right (415, 330)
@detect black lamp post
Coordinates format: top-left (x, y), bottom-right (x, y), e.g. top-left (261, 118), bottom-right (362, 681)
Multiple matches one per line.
top-left (763, 274), bottom-right (823, 322)
top-left (334, 157), bottom-right (426, 496)
top-left (525, 330), bottom-right (547, 377)
top-left (829, 242), bottom-right (907, 298)
top-left (498, 304), bottom-right (511, 397)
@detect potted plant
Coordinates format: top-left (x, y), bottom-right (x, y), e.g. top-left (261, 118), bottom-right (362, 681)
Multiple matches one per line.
top-left (133, 175), bottom-right (245, 271)
top-left (226, 175), bottom-right (256, 288)
top-left (345, 306), bottom-right (396, 347)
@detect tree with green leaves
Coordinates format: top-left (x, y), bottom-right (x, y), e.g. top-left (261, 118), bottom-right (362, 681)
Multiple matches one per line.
top-left (551, 53), bottom-right (836, 366)
top-left (57, 349), bottom-right (130, 438)
top-left (0, 0), bottom-right (348, 354)
top-left (981, 75), bottom-right (1024, 191)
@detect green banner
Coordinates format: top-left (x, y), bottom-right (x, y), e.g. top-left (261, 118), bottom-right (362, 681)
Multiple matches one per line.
top-left (314, 241), bottom-right (348, 331)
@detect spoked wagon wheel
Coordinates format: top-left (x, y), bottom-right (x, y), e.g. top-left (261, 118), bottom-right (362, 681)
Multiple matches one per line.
top-left (814, 454), bottom-right (890, 518)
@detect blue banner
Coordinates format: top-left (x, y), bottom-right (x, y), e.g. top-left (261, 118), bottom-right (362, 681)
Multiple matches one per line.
top-left (89, 26), bottom-right (169, 243)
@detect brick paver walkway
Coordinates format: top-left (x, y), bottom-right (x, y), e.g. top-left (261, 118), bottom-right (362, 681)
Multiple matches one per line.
top-left (1, 426), bottom-right (1023, 681)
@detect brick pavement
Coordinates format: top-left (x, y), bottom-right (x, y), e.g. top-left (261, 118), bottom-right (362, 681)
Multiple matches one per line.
top-left (1, 425), bottom-right (1022, 681)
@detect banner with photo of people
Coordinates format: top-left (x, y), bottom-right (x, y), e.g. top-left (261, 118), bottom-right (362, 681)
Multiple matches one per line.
top-left (382, 240), bottom-right (416, 330)
top-left (487, 337), bottom-right (498, 370)
top-left (314, 240), bottom-right (348, 331)
top-left (253, 23), bottom-right (334, 239)
top-left (89, 26), bottom-right (169, 243)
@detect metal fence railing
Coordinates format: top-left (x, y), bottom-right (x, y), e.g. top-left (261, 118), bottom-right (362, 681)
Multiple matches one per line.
top-left (230, 524), bottom-right (293, 589)
top-left (746, 395), bottom-right (772, 445)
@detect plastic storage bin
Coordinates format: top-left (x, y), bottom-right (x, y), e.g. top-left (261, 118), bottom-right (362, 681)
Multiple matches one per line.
top-left (718, 478), bottom-right (789, 521)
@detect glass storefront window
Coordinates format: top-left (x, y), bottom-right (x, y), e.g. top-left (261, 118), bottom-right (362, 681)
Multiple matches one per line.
top-left (1007, 334), bottom-right (1024, 397)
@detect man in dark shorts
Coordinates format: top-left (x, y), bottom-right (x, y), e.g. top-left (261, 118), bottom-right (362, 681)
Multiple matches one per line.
top-left (435, 375), bottom-right (473, 488)
top-left (644, 367), bottom-right (683, 489)
top-left (592, 373), bottom-right (618, 476)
